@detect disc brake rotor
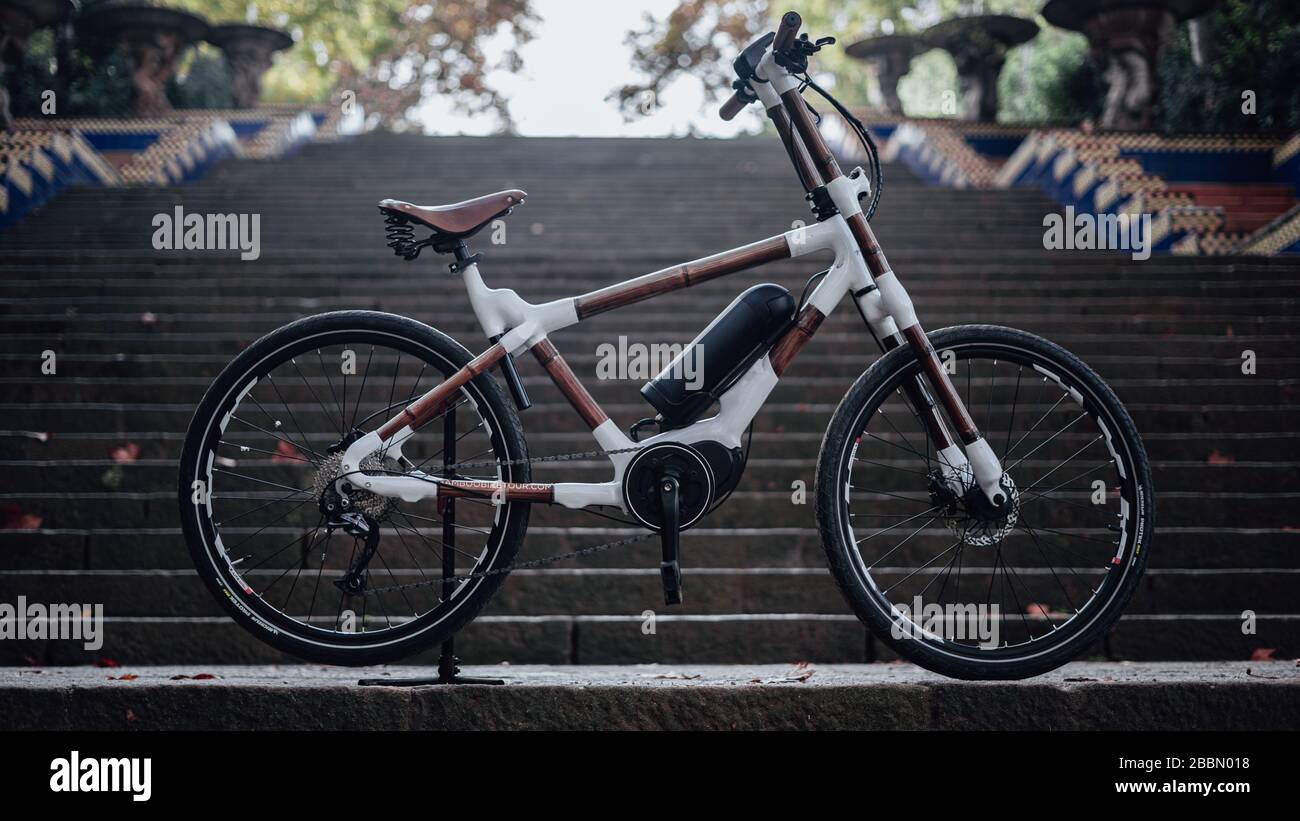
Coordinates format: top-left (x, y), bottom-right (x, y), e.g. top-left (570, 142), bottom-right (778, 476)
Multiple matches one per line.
top-left (945, 474), bottom-right (1020, 547)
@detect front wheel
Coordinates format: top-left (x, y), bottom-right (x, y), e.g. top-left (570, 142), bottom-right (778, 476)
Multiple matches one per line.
top-left (816, 325), bottom-right (1153, 679)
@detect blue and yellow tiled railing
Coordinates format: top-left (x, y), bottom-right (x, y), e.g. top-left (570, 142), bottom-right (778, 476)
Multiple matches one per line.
top-left (1, 107), bottom-right (339, 231)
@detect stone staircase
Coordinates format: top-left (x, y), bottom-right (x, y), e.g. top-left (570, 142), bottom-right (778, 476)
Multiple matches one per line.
top-left (1, 133), bottom-right (1297, 666)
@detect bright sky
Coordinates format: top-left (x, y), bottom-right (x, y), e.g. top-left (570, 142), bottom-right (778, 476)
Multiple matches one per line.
top-left (411, 0), bottom-right (759, 138)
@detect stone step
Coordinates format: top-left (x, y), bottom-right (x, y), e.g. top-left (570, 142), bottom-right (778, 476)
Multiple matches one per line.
top-left (2, 401), bottom-right (1293, 435)
top-left (0, 612), bottom-right (1293, 668)
top-left (4, 526), bottom-right (1293, 570)
top-left (7, 428), bottom-right (1293, 461)
top-left (1, 564), bottom-right (1296, 619)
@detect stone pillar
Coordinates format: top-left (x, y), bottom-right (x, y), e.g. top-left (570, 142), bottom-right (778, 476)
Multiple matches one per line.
top-left (845, 34), bottom-right (923, 116)
top-left (207, 24), bottom-right (292, 109)
top-left (1041, 0), bottom-right (1220, 131)
top-left (923, 14), bottom-right (1039, 123)
top-left (78, 4), bottom-right (209, 118)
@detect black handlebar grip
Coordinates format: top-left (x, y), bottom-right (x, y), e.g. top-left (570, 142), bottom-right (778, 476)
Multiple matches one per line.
top-left (774, 11), bottom-right (802, 52)
top-left (719, 91), bottom-right (749, 121)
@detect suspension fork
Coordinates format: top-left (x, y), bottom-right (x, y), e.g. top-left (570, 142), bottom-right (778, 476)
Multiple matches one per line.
top-left (853, 219), bottom-right (1006, 505)
top-left (776, 89), bottom-right (1007, 505)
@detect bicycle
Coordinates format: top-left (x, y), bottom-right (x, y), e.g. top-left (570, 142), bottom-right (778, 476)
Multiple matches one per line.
top-left (178, 12), bottom-right (1153, 680)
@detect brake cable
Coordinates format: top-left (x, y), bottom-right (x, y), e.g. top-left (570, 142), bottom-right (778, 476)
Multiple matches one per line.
top-left (794, 71), bottom-right (885, 222)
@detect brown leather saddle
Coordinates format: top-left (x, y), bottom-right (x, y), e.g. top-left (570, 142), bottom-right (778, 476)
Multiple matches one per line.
top-left (378, 189), bottom-right (526, 238)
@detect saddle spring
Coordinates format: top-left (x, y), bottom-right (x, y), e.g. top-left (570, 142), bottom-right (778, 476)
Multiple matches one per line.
top-left (382, 211), bottom-right (434, 260)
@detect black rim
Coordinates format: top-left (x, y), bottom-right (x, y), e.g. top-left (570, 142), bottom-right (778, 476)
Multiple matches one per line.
top-left (838, 338), bottom-right (1144, 662)
top-left (185, 328), bottom-right (519, 649)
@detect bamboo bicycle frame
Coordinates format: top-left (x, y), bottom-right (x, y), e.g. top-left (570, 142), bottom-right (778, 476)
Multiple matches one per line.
top-left (339, 39), bottom-right (1009, 512)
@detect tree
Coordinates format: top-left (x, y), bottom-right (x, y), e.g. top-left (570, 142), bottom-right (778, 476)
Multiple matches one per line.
top-left (169, 0), bottom-right (539, 129)
top-left (5, 0), bottom-right (539, 129)
top-left (610, 0), bottom-right (1097, 124)
top-left (1156, 0), bottom-right (1300, 134)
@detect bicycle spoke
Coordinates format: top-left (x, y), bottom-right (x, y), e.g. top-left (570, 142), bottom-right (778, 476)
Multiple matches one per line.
top-left (349, 346), bottom-right (375, 431)
top-left (192, 329), bottom-right (518, 645)
top-left (315, 348), bottom-right (347, 436)
top-left (842, 340), bottom-right (1140, 657)
top-left (1003, 390), bottom-right (1070, 462)
top-left (264, 373), bottom-right (323, 464)
top-left (855, 504), bottom-right (942, 545)
top-left (249, 393), bottom-right (321, 466)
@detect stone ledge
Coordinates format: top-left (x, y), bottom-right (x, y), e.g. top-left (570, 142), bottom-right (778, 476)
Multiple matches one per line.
top-left (3, 661), bottom-right (1296, 731)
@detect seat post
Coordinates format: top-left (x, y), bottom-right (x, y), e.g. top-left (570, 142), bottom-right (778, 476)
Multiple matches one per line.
top-left (444, 240), bottom-right (482, 275)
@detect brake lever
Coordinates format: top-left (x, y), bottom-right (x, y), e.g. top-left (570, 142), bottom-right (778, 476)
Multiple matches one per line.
top-left (774, 34), bottom-right (837, 73)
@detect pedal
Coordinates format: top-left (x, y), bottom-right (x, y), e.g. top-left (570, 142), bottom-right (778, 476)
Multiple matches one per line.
top-left (658, 474), bottom-right (683, 605)
top-left (660, 559), bottom-right (682, 605)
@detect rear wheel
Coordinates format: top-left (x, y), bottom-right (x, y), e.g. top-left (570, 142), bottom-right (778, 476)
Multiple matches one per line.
top-left (178, 311), bottom-right (530, 666)
top-left (816, 325), bottom-right (1153, 679)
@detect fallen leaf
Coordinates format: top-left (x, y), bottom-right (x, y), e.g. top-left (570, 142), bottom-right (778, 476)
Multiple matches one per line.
top-left (109, 442), bottom-right (140, 463)
top-left (272, 439), bottom-right (302, 464)
top-left (1207, 449), bottom-right (1235, 465)
top-left (0, 503), bottom-right (42, 530)
top-left (109, 674), bottom-right (139, 681)
top-left (1250, 648), bottom-right (1277, 661)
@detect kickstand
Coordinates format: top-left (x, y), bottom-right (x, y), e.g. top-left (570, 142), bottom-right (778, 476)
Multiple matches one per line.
top-left (358, 635), bottom-right (504, 687)
top-left (357, 403), bottom-right (505, 688)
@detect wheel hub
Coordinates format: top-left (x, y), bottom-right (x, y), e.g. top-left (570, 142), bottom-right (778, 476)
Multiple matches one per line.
top-left (931, 472), bottom-right (1020, 547)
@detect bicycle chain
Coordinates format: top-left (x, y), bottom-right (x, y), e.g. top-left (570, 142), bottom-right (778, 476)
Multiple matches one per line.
top-left (428, 443), bottom-right (645, 473)
top-left (361, 531), bottom-right (657, 596)
top-left (358, 442), bottom-right (656, 597)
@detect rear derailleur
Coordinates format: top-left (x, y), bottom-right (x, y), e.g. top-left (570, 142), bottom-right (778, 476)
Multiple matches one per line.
top-left (320, 481), bottom-right (381, 597)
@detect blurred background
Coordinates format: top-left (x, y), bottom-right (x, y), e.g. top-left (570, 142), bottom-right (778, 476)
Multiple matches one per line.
top-left (1, 1), bottom-right (1297, 670)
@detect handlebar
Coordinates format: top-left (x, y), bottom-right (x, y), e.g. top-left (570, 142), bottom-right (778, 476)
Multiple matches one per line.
top-left (773, 11), bottom-right (801, 52)
top-left (717, 11), bottom-right (807, 121)
top-left (719, 91), bottom-right (749, 122)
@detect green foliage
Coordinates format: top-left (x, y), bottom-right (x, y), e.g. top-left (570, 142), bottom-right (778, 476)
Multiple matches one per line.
top-left (896, 50), bottom-right (956, 118)
top-left (615, 0), bottom-right (1101, 124)
top-left (8, 31), bottom-right (61, 119)
top-left (168, 49), bottom-right (235, 110)
top-left (167, 0), bottom-right (539, 128)
top-left (1157, 0), bottom-right (1300, 134)
top-left (999, 29), bottom-right (1102, 125)
top-left (4, 0), bottom-right (537, 129)
top-left (8, 28), bottom-right (133, 118)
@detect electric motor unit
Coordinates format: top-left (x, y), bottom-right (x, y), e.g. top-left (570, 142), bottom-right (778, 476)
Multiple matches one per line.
top-left (640, 283), bottom-right (795, 427)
